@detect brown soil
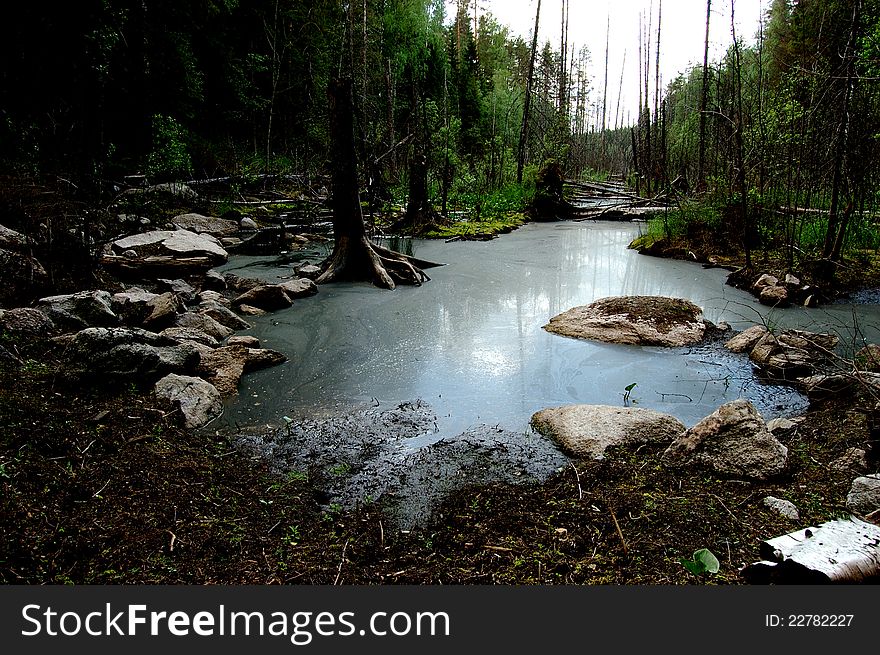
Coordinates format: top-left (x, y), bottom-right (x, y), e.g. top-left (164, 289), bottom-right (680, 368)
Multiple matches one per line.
top-left (593, 296), bottom-right (703, 333)
top-left (2, 344), bottom-right (875, 585)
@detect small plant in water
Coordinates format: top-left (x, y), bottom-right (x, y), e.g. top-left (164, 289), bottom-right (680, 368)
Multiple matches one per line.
top-left (623, 383), bottom-right (637, 406)
top-left (679, 548), bottom-right (720, 576)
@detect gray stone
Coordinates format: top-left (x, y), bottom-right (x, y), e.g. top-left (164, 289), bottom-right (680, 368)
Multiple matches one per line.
top-left (0, 224), bottom-right (28, 250)
top-left (60, 327), bottom-right (199, 380)
top-left (238, 304), bottom-right (267, 316)
top-left (157, 279), bottom-right (198, 304)
top-left (174, 312), bottom-right (233, 341)
top-left (224, 272), bottom-right (264, 292)
top-left (155, 374), bottom-right (223, 429)
top-left (831, 448), bottom-right (869, 473)
top-left (171, 213), bottom-right (238, 237)
top-left (0, 307), bottom-right (55, 336)
top-left (196, 290), bottom-right (226, 305)
top-left (160, 327), bottom-right (220, 348)
top-left (846, 474), bottom-right (880, 515)
top-left (143, 292), bottom-right (181, 329)
top-left (784, 274), bottom-right (802, 287)
top-left (198, 300), bottom-right (251, 331)
top-left (662, 399), bottom-right (788, 480)
top-left (530, 404), bottom-right (685, 459)
top-left (198, 345), bottom-right (286, 396)
top-left (111, 230), bottom-right (228, 263)
top-left (753, 274), bottom-right (779, 290)
top-left (724, 325), bottom-right (768, 353)
top-left (278, 278), bottom-right (319, 299)
top-left (766, 417), bottom-right (797, 434)
top-left (759, 285), bottom-right (790, 307)
top-left (227, 335), bottom-right (260, 348)
top-left (543, 296), bottom-right (707, 347)
top-left (232, 285), bottom-right (293, 311)
top-left (240, 217), bottom-right (259, 230)
top-left (763, 496), bottom-right (800, 521)
top-left (294, 264), bottom-right (322, 279)
top-left (121, 182), bottom-right (198, 202)
top-left (37, 290), bottom-right (119, 330)
top-left (201, 270), bottom-right (227, 292)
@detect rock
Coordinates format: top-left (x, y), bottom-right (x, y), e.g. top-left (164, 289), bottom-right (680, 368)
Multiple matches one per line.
top-left (846, 474), bottom-right (880, 515)
top-left (238, 304), bottom-right (267, 316)
top-left (543, 296), bottom-right (707, 347)
top-left (662, 399), bottom-right (788, 480)
top-left (804, 295), bottom-right (819, 308)
top-left (174, 312), bottom-right (233, 341)
top-left (143, 292), bottom-right (181, 329)
top-left (232, 285), bottom-right (293, 311)
top-left (240, 217), bottom-right (259, 230)
top-left (37, 291), bottom-right (118, 330)
top-left (766, 417), bottom-right (797, 435)
top-left (171, 213), bottom-right (239, 237)
top-left (784, 274), bottom-right (802, 287)
top-left (196, 290), bottom-right (227, 305)
top-left (278, 278), bottom-right (319, 299)
top-left (763, 496), bottom-right (800, 521)
top-left (753, 274), bottom-right (779, 290)
top-left (198, 300), bottom-right (252, 331)
top-left (530, 404), bottom-right (685, 459)
top-left (856, 344), bottom-right (880, 372)
top-left (224, 272), bottom-right (264, 292)
top-left (294, 263), bottom-right (322, 279)
top-left (111, 230), bottom-right (227, 264)
top-left (759, 285), bottom-right (790, 307)
top-left (0, 248), bottom-right (49, 305)
top-left (0, 308), bottom-right (55, 337)
top-left (157, 278), bottom-right (198, 304)
top-left (244, 347), bottom-right (287, 371)
top-left (749, 329), bottom-right (838, 380)
top-left (111, 287), bottom-right (159, 325)
top-left (799, 374), bottom-right (862, 401)
top-left (121, 182), bottom-right (198, 202)
top-left (160, 327), bottom-right (220, 348)
top-left (227, 335), bottom-right (260, 348)
top-left (197, 346), bottom-right (246, 396)
top-left (154, 374), bottom-right (222, 429)
top-left (221, 237), bottom-right (243, 247)
top-left (831, 448), bottom-right (869, 473)
top-left (60, 327), bottom-right (200, 380)
top-left (198, 345), bottom-right (286, 396)
top-left (121, 249), bottom-right (139, 259)
top-left (201, 270), bottom-right (227, 292)
top-left (0, 224), bottom-right (28, 250)
top-left (724, 325), bottom-right (768, 353)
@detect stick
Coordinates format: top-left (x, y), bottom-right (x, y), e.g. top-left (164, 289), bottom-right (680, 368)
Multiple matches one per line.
top-left (333, 539), bottom-right (350, 586)
top-left (609, 507), bottom-right (628, 556)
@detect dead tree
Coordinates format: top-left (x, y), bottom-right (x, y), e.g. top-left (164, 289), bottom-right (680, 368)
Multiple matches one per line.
top-left (317, 78), bottom-right (438, 290)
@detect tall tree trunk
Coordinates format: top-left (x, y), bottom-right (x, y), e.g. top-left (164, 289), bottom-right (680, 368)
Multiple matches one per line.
top-left (517, 0), bottom-right (542, 184)
top-left (318, 79), bottom-right (434, 290)
top-left (697, 0), bottom-right (712, 192)
top-left (731, 1), bottom-right (751, 268)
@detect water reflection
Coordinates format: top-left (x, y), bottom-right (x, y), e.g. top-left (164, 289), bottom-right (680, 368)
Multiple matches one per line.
top-left (217, 221), bottom-right (879, 440)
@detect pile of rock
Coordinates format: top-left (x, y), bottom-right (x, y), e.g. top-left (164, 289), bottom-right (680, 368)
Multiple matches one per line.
top-left (0, 223), bottom-right (48, 305)
top-left (724, 324), bottom-right (838, 382)
top-left (750, 273), bottom-right (819, 308)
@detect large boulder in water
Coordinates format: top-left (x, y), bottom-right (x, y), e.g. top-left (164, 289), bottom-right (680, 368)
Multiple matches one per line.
top-left (662, 399), bottom-right (788, 480)
top-left (171, 213), bottom-right (239, 237)
top-left (530, 404), bottom-right (685, 459)
top-left (543, 296), bottom-right (708, 347)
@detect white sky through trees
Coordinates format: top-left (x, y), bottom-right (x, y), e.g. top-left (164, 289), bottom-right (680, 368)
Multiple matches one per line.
top-left (462, 0), bottom-right (765, 127)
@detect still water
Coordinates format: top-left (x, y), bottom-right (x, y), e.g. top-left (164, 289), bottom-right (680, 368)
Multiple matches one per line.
top-left (216, 221), bottom-right (880, 440)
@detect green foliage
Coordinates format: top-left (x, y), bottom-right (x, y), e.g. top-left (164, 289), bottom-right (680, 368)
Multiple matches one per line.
top-left (679, 548), bottom-right (720, 576)
top-left (146, 114), bottom-right (192, 180)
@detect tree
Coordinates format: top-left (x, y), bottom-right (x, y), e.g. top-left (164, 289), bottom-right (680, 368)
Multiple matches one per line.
top-left (317, 78), bottom-right (436, 290)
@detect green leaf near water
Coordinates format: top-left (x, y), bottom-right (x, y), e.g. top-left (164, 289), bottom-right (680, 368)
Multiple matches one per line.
top-left (680, 548), bottom-right (720, 575)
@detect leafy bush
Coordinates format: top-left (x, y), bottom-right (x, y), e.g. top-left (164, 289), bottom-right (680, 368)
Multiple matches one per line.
top-left (146, 114), bottom-right (193, 180)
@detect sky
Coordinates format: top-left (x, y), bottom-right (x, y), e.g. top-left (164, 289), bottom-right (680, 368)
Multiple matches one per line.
top-left (472, 0), bottom-right (767, 127)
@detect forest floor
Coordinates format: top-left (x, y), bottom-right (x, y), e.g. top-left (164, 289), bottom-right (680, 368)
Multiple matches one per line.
top-left (2, 178), bottom-right (878, 584)
top-left (1, 339), bottom-right (875, 585)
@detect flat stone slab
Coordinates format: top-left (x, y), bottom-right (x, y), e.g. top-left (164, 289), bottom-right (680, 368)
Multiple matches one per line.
top-left (112, 229), bottom-right (228, 263)
top-left (530, 404), bottom-right (686, 459)
top-left (543, 296), bottom-right (707, 347)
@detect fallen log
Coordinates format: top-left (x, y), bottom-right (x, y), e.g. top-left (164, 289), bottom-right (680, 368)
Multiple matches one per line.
top-left (101, 254), bottom-right (216, 274)
top-left (741, 517), bottom-right (880, 583)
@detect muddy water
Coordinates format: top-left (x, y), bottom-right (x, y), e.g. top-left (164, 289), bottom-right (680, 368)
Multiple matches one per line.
top-left (216, 221), bottom-right (880, 442)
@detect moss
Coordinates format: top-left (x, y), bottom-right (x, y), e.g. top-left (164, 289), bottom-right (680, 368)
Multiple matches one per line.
top-left (422, 212), bottom-right (528, 240)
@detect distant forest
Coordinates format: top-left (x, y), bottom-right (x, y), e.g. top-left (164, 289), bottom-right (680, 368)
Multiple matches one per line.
top-left (2, 0), bottom-right (879, 263)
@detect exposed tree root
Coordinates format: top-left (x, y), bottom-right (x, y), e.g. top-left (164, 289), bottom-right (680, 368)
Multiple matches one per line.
top-left (317, 235), bottom-right (440, 290)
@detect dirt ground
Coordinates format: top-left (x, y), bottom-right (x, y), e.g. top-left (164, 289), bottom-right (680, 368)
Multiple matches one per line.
top-left (1, 344), bottom-right (874, 585)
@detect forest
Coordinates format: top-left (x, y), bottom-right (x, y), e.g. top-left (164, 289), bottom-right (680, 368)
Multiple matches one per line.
top-left (3, 1), bottom-right (880, 588)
